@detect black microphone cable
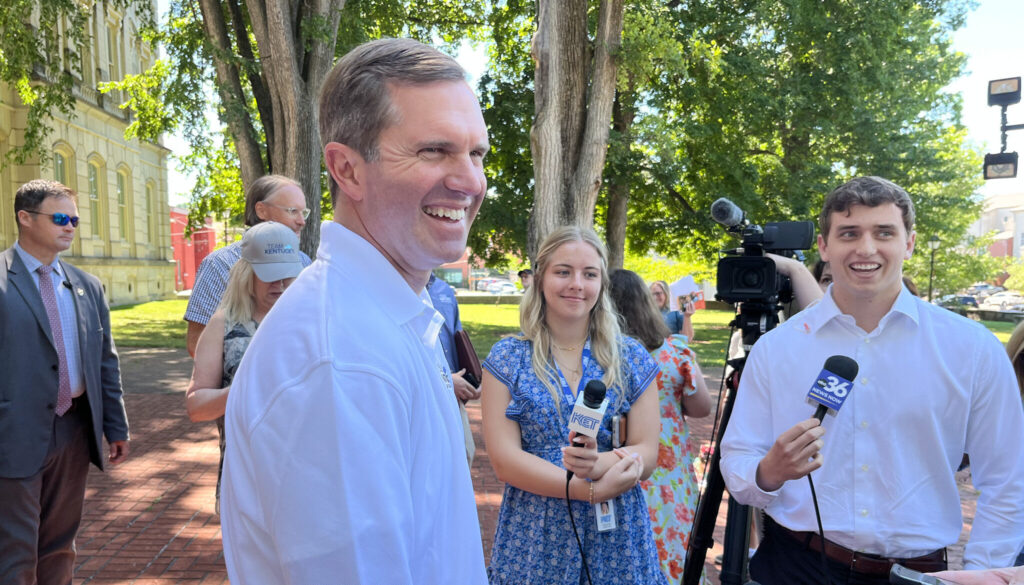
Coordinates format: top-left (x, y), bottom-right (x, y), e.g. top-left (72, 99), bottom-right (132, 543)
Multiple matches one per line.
top-left (801, 354), bottom-right (858, 585)
top-left (806, 473), bottom-right (833, 585)
top-left (562, 380), bottom-right (605, 585)
top-left (565, 477), bottom-right (593, 585)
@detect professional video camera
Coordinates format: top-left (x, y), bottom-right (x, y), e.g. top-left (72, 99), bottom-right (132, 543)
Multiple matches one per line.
top-left (711, 198), bottom-right (815, 304)
top-left (684, 198), bottom-right (816, 585)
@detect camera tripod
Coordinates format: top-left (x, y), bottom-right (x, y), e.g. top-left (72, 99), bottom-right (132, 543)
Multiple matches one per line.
top-left (682, 300), bottom-right (783, 585)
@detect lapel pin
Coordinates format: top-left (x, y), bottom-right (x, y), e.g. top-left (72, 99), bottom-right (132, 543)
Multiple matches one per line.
top-left (76, 287), bottom-right (85, 296)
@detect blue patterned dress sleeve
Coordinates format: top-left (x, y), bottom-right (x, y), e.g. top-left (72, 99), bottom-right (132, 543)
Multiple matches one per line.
top-left (621, 335), bottom-right (659, 403)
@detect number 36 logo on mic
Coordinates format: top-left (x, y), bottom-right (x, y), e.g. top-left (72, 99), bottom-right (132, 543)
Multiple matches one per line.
top-left (807, 370), bottom-right (854, 410)
top-left (816, 376), bottom-right (850, 397)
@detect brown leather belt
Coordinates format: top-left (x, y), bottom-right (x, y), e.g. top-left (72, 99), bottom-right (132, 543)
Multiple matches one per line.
top-left (67, 394), bottom-right (88, 413)
top-left (772, 520), bottom-right (947, 576)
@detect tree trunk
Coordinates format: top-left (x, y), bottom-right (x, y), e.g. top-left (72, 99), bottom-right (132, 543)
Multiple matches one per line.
top-left (245, 0), bottom-right (344, 256)
top-left (529, 0), bottom-right (625, 260)
top-left (605, 91), bottom-right (634, 271)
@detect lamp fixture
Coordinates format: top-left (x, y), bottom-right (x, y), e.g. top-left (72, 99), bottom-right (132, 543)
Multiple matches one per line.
top-left (989, 77), bottom-right (1021, 107)
top-left (984, 152), bottom-right (1019, 179)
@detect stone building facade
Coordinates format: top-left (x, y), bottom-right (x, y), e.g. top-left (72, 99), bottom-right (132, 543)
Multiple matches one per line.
top-left (0, 0), bottom-right (175, 305)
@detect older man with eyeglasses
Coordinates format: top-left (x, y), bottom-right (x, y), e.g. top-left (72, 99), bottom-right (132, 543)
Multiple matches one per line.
top-left (183, 174), bottom-right (313, 356)
top-left (0, 179), bottom-right (131, 585)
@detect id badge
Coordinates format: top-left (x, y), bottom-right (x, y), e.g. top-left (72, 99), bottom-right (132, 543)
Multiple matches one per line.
top-left (594, 499), bottom-right (617, 532)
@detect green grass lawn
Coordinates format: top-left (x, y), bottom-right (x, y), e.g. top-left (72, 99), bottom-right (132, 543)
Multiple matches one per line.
top-left (689, 309), bottom-right (735, 368)
top-left (108, 299), bottom-right (1018, 368)
top-left (460, 304), bottom-right (522, 362)
top-left (110, 299), bottom-right (188, 349)
top-left (460, 304), bottom-right (739, 367)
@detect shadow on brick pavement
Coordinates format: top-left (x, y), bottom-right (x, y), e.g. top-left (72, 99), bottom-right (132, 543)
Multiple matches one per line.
top-left (74, 350), bottom-right (976, 584)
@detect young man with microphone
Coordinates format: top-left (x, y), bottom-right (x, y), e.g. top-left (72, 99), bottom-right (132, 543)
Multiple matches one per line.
top-left (721, 176), bottom-right (1024, 584)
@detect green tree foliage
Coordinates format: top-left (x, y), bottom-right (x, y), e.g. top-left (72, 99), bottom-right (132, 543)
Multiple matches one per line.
top-left (106, 0), bottom-right (485, 249)
top-left (476, 0), bottom-right (987, 282)
top-left (468, 1), bottom-right (536, 267)
top-left (622, 248), bottom-right (713, 288)
top-left (1000, 257), bottom-right (1024, 292)
top-left (0, 0), bottom-right (151, 165)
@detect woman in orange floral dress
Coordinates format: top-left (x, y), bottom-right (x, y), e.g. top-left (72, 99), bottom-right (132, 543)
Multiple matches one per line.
top-left (609, 269), bottom-right (713, 582)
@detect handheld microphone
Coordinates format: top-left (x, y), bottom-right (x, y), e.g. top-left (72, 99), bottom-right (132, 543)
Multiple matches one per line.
top-left (711, 197), bottom-right (748, 229)
top-left (805, 355), bottom-right (858, 421)
top-left (566, 379), bottom-right (608, 480)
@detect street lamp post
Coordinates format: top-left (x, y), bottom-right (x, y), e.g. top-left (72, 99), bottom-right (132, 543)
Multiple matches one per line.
top-left (928, 234), bottom-right (941, 302)
top-left (984, 76), bottom-right (1023, 179)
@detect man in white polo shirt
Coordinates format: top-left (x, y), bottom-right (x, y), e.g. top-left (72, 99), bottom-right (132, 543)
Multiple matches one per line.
top-left (220, 38), bottom-right (490, 584)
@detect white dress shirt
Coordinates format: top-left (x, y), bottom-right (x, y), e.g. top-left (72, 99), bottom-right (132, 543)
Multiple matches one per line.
top-left (220, 221), bottom-right (487, 584)
top-left (721, 286), bottom-right (1024, 569)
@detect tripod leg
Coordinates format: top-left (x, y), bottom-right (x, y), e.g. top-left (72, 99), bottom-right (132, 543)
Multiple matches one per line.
top-left (720, 501), bottom-right (751, 585)
top-left (682, 365), bottom-right (744, 585)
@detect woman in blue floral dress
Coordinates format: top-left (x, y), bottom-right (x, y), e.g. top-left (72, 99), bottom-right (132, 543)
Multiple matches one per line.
top-left (481, 226), bottom-right (667, 585)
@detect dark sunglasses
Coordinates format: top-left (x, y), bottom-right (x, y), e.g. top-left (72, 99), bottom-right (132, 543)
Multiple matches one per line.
top-left (29, 211), bottom-right (79, 227)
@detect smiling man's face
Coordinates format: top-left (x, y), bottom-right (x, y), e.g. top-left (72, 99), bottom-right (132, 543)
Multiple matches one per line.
top-left (354, 80), bottom-right (489, 284)
top-left (819, 202), bottom-right (916, 312)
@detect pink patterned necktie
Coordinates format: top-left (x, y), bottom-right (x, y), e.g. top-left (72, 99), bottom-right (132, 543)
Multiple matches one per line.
top-left (37, 265), bottom-right (73, 416)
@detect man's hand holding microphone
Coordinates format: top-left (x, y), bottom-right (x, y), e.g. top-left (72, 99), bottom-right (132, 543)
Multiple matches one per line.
top-left (756, 355), bottom-right (858, 492)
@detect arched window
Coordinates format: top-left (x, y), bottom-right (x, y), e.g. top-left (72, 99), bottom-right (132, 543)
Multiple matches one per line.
top-left (88, 161), bottom-right (102, 237)
top-left (54, 152), bottom-right (68, 185)
top-left (116, 166), bottom-right (135, 256)
top-left (52, 142), bottom-right (76, 190)
top-left (86, 155), bottom-right (110, 256)
top-left (116, 169), bottom-right (128, 239)
top-left (53, 142), bottom-right (80, 254)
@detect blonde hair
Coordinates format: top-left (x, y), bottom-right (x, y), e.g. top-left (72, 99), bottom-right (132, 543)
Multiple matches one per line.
top-left (650, 280), bottom-right (671, 311)
top-left (219, 259), bottom-right (256, 325)
top-left (519, 226), bottom-right (624, 415)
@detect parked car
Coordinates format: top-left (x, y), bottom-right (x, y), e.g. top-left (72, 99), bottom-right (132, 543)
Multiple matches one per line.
top-left (475, 278), bottom-right (499, 291)
top-left (934, 294), bottom-right (979, 313)
top-left (967, 283), bottom-right (1005, 301)
top-left (979, 290), bottom-right (1024, 311)
top-left (487, 280), bottom-right (519, 295)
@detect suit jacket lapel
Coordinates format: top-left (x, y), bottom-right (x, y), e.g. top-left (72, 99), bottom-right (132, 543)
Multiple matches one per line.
top-left (4, 248), bottom-right (56, 349)
top-left (60, 259), bottom-right (88, 362)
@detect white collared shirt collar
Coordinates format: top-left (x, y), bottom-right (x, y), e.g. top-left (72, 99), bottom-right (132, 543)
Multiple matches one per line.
top-left (14, 241), bottom-right (65, 281)
top-left (315, 221), bottom-right (444, 349)
top-left (803, 283), bottom-right (920, 336)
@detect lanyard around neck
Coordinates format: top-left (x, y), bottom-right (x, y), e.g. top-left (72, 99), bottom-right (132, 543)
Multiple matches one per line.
top-left (554, 344), bottom-right (593, 406)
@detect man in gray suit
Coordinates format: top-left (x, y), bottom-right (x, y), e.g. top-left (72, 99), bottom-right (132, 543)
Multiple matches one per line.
top-left (0, 179), bottom-right (130, 585)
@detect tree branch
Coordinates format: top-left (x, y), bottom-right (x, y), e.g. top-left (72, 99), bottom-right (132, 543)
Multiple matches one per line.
top-left (748, 148), bottom-right (782, 159)
top-left (196, 0), bottom-right (265, 188)
top-left (227, 0), bottom-right (274, 170)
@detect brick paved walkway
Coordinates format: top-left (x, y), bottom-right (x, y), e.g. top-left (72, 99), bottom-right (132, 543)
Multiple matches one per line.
top-left (73, 348), bottom-right (977, 584)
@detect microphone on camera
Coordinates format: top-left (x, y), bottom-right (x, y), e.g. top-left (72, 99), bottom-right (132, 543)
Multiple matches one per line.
top-left (711, 197), bottom-right (748, 229)
top-left (566, 379), bottom-right (609, 480)
top-left (805, 355), bottom-right (859, 421)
